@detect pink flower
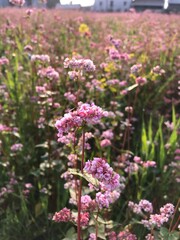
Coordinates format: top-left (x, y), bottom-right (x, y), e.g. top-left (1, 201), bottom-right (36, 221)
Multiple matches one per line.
top-left (31, 54), bottom-right (50, 63)
top-left (136, 76), bottom-right (147, 86)
top-left (36, 86), bottom-right (46, 93)
top-left (106, 79), bottom-right (120, 86)
top-left (109, 48), bottom-right (121, 60)
top-left (0, 124), bottom-right (11, 132)
top-left (107, 231), bottom-right (117, 240)
top-left (145, 234), bottom-right (155, 240)
top-left (52, 208), bottom-right (71, 222)
top-left (67, 154), bottom-right (78, 167)
top-left (89, 233), bottom-right (96, 240)
top-left (131, 64), bottom-right (142, 74)
top-left (80, 212), bottom-right (89, 226)
top-left (68, 71), bottom-right (79, 80)
top-left (125, 163), bottom-right (139, 174)
top-left (55, 102), bottom-right (107, 140)
top-left (81, 195), bottom-right (92, 211)
top-left (139, 200), bottom-right (153, 213)
top-left (64, 92), bottom-right (76, 102)
top-left (143, 161), bottom-right (156, 168)
top-left (24, 45), bottom-right (33, 52)
top-left (117, 230), bottom-right (137, 240)
top-left (10, 143), bottom-right (23, 152)
top-left (128, 201), bottom-right (142, 214)
top-left (38, 66), bottom-right (59, 80)
top-left (160, 203), bottom-right (174, 218)
top-left (100, 139), bottom-right (111, 147)
top-left (133, 156), bottom-right (143, 164)
top-left (84, 157), bottom-right (120, 191)
top-left (64, 57), bottom-right (96, 72)
top-left (25, 183), bottom-right (33, 189)
top-left (149, 214), bottom-right (167, 227)
top-left (102, 129), bottom-right (114, 140)
top-left (96, 192), bottom-right (110, 208)
top-left (129, 199), bottom-right (153, 214)
top-left (125, 106), bottom-right (133, 113)
top-left (0, 57), bottom-right (9, 66)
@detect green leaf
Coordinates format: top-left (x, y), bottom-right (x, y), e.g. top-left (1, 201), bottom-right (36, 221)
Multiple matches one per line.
top-left (68, 169), bottom-right (99, 188)
top-left (35, 203), bottom-right (43, 217)
top-left (126, 83), bottom-right (138, 92)
top-left (160, 227), bottom-right (169, 237)
top-left (65, 227), bottom-right (76, 237)
top-left (141, 120), bottom-right (148, 157)
top-left (168, 231), bottom-right (180, 240)
top-left (97, 223), bottom-right (106, 240)
top-left (35, 142), bottom-right (48, 148)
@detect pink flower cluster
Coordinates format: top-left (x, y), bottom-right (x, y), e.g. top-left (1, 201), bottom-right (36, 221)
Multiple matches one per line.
top-left (38, 66), bottom-right (59, 80)
top-left (135, 76), bottom-right (147, 86)
top-left (108, 48), bottom-right (129, 61)
top-left (55, 102), bottom-right (107, 140)
top-left (64, 57), bottom-right (96, 72)
top-left (89, 233), bottom-right (96, 240)
top-left (108, 35), bottom-right (121, 49)
top-left (31, 54), bottom-right (50, 63)
top-left (152, 65), bottom-right (165, 75)
top-left (24, 45), bottom-right (33, 52)
top-left (130, 64), bottom-right (142, 74)
top-left (0, 124), bottom-right (11, 132)
top-left (84, 157), bottom-right (120, 191)
top-left (128, 199), bottom-right (153, 215)
top-left (141, 203), bottom-right (174, 229)
top-left (145, 234), bottom-right (155, 240)
top-left (124, 156), bottom-right (156, 174)
top-left (117, 230), bottom-right (137, 240)
top-left (134, 156), bottom-right (156, 168)
top-left (10, 143), bottom-right (23, 152)
top-left (64, 92), bottom-right (77, 102)
top-left (100, 128), bottom-right (114, 148)
top-left (83, 158), bottom-right (125, 208)
top-left (52, 207), bottom-right (89, 227)
top-left (79, 212), bottom-right (89, 226)
top-left (106, 231), bottom-right (117, 240)
top-left (52, 207), bottom-right (71, 222)
top-left (81, 195), bottom-right (93, 211)
top-left (95, 190), bottom-right (120, 208)
top-left (0, 57), bottom-right (9, 66)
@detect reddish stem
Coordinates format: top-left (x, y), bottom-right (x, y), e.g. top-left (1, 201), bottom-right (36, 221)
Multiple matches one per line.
top-left (77, 128), bottom-right (85, 240)
top-left (169, 198), bottom-right (180, 232)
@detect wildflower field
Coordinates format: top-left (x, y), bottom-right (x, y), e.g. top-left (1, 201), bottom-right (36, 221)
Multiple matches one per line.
top-left (0, 8), bottom-right (179, 240)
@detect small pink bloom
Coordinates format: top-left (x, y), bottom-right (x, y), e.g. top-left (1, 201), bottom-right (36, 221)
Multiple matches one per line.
top-left (52, 208), bottom-right (71, 222)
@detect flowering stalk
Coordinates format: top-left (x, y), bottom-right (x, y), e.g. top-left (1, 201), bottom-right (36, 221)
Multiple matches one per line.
top-left (77, 127), bottom-right (85, 240)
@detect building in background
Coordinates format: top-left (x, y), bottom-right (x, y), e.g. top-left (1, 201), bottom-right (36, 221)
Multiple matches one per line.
top-left (168, 0), bottom-right (180, 12)
top-left (56, 1), bottom-right (81, 9)
top-left (131, 0), bottom-right (165, 11)
top-left (93, 0), bottom-right (131, 12)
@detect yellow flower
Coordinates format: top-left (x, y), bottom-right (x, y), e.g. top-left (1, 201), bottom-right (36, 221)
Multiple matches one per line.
top-left (104, 62), bottom-right (116, 73)
top-left (79, 23), bottom-right (89, 34)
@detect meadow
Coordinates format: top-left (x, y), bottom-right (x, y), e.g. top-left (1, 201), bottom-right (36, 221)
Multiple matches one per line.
top-left (0, 8), bottom-right (179, 240)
